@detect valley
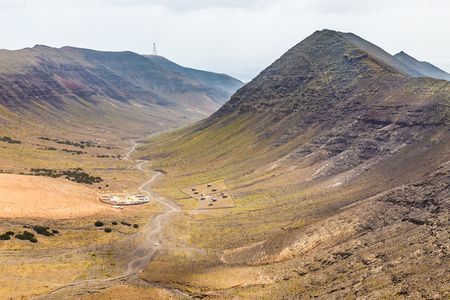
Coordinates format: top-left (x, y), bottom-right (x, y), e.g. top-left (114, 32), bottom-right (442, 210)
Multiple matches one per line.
top-left (0, 29), bottom-right (449, 299)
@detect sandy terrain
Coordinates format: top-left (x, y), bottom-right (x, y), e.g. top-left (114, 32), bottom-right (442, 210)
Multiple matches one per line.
top-left (0, 174), bottom-right (114, 219)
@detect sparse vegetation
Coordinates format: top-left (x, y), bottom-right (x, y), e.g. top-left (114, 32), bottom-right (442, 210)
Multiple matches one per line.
top-left (0, 234), bottom-right (11, 240)
top-left (0, 136), bottom-right (21, 144)
top-left (27, 168), bottom-right (103, 184)
top-left (32, 226), bottom-right (54, 236)
top-left (15, 231), bottom-right (36, 242)
top-left (38, 137), bottom-right (116, 150)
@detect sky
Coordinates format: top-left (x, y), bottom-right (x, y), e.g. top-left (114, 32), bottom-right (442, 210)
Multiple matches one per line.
top-left (1, 0), bottom-right (449, 82)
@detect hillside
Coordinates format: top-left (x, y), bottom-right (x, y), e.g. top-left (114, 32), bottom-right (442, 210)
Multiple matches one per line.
top-left (0, 45), bottom-right (242, 140)
top-left (134, 30), bottom-right (450, 298)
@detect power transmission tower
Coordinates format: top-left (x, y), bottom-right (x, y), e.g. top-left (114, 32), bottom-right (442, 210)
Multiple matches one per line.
top-left (152, 43), bottom-right (157, 56)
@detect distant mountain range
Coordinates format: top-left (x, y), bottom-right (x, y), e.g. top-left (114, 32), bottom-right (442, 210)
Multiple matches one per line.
top-left (135, 30), bottom-right (450, 298)
top-left (394, 50), bottom-right (450, 80)
top-left (0, 45), bottom-right (243, 137)
top-left (145, 55), bottom-right (244, 103)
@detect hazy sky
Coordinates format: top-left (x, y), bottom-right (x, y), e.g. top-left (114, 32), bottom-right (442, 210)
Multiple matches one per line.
top-left (1, 0), bottom-right (449, 82)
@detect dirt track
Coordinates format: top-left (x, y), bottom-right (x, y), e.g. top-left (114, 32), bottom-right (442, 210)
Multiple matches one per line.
top-left (29, 140), bottom-right (191, 299)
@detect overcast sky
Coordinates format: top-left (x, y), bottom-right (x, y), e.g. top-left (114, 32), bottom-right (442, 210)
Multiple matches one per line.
top-left (1, 0), bottom-right (449, 82)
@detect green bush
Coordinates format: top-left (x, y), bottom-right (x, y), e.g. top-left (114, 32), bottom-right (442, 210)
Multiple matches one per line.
top-left (5, 231), bottom-right (14, 236)
top-left (133, 224), bottom-right (139, 228)
top-left (104, 228), bottom-right (112, 233)
top-left (33, 226), bottom-right (54, 236)
top-left (23, 231), bottom-right (35, 238)
top-left (0, 234), bottom-right (11, 240)
top-left (112, 221), bottom-right (118, 225)
top-left (95, 221), bottom-right (104, 227)
top-left (15, 231), bottom-right (39, 243)
top-left (52, 229), bottom-right (59, 234)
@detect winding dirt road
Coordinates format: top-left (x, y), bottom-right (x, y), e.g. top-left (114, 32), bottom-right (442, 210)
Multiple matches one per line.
top-left (30, 139), bottom-right (189, 299)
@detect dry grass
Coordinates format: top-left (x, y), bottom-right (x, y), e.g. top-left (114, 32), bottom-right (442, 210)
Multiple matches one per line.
top-left (81, 285), bottom-right (177, 300)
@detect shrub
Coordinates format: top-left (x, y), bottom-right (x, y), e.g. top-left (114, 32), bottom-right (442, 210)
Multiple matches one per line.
top-left (133, 224), bottom-right (139, 228)
top-left (5, 231), bottom-right (14, 236)
top-left (52, 229), bottom-right (59, 234)
top-left (104, 228), bottom-right (112, 233)
top-left (15, 234), bottom-right (28, 240)
top-left (112, 221), bottom-right (118, 225)
top-left (23, 231), bottom-right (35, 238)
top-left (15, 231), bottom-right (39, 243)
top-left (33, 226), bottom-right (53, 236)
top-left (0, 234), bottom-right (11, 240)
top-left (95, 221), bottom-right (104, 227)
top-left (121, 221), bottom-right (131, 226)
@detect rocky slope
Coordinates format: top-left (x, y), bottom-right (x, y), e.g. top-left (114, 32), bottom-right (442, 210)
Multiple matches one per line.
top-left (135, 30), bottom-right (450, 298)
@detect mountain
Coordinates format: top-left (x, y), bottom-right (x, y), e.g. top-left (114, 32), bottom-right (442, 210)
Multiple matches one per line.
top-left (135, 30), bottom-right (450, 298)
top-left (145, 54), bottom-right (244, 104)
top-left (395, 50), bottom-right (450, 80)
top-left (0, 45), bottom-right (243, 138)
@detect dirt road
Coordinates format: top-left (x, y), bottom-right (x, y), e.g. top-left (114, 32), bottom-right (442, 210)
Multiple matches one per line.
top-left (30, 140), bottom-right (190, 299)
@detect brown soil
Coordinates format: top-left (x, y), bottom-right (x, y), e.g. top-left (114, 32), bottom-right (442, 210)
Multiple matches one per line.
top-left (0, 174), bottom-right (115, 219)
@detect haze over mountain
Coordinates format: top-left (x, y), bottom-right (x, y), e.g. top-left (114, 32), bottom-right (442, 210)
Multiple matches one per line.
top-left (394, 50), bottom-right (450, 81)
top-left (145, 55), bottom-right (244, 102)
top-left (0, 45), bottom-right (243, 138)
top-left (135, 29), bottom-right (450, 298)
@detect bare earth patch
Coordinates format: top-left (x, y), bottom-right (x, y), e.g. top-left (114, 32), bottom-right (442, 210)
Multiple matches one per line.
top-left (0, 174), bottom-right (114, 219)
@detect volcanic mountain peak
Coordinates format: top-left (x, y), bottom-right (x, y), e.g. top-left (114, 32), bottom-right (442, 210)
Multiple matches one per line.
top-left (216, 29), bottom-right (449, 119)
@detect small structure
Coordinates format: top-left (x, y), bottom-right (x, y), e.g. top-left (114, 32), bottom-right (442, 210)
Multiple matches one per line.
top-left (180, 179), bottom-right (236, 210)
top-left (99, 193), bottom-right (149, 205)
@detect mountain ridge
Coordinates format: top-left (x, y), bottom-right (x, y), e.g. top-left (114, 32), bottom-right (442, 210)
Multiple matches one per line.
top-left (0, 45), bottom-right (243, 138)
